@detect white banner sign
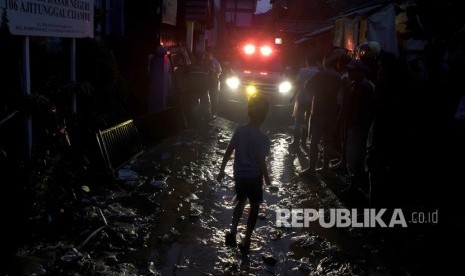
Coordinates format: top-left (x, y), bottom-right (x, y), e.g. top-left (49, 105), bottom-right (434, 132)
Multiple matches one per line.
top-left (4, 0), bottom-right (94, 38)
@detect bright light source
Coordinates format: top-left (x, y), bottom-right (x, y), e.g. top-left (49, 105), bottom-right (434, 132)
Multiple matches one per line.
top-left (260, 46), bottom-right (272, 56)
top-left (226, 76), bottom-right (240, 89)
top-left (246, 85), bottom-right (257, 97)
top-left (244, 44), bottom-right (255, 55)
top-left (243, 70), bottom-right (252, 74)
top-left (275, 38), bottom-right (282, 45)
top-left (260, 72), bottom-right (268, 75)
top-left (279, 81), bottom-right (292, 93)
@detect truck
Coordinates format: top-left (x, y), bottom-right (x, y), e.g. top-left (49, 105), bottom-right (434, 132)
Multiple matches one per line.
top-left (221, 41), bottom-right (293, 106)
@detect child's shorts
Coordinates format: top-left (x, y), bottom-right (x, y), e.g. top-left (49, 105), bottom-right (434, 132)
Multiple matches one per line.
top-left (235, 177), bottom-right (263, 204)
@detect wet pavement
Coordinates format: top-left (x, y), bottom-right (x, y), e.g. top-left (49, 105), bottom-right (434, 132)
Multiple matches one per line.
top-left (10, 101), bottom-right (453, 275)
top-left (125, 105), bottom-right (364, 276)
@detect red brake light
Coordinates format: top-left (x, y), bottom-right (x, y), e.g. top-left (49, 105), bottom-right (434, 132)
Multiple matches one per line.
top-left (244, 44), bottom-right (255, 55)
top-left (260, 46), bottom-right (272, 56)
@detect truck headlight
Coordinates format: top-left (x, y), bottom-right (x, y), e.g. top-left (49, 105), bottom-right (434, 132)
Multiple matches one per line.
top-left (226, 77), bottom-right (240, 89)
top-left (279, 81), bottom-right (292, 93)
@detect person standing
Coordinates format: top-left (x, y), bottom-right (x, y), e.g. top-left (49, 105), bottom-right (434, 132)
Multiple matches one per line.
top-left (217, 94), bottom-right (271, 254)
top-left (185, 53), bottom-right (212, 128)
top-left (344, 59), bottom-right (375, 192)
top-left (359, 41), bottom-right (411, 206)
top-left (331, 53), bottom-right (352, 169)
top-left (289, 55), bottom-right (319, 148)
top-left (301, 50), bottom-right (342, 176)
top-left (206, 50), bottom-right (222, 117)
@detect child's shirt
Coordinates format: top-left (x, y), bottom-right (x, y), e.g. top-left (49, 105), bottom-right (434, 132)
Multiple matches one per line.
top-left (230, 125), bottom-right (270, 180)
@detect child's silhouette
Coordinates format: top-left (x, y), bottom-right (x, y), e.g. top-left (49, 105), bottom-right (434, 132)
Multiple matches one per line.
top-left (217, 94), bottom-right (271, 254)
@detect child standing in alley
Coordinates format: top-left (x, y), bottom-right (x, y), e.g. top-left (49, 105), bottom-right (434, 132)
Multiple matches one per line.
top-left (217, 94), bottom-right (271, 254)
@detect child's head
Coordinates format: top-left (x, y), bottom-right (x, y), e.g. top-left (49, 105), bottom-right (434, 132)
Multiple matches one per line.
top-left (247, 94), bottom-right (269, 124)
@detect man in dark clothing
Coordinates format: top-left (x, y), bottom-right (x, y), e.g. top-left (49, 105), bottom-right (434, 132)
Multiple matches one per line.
top-left (301, 50), bottom-right (342, 176)
top-left (344, 60), bottom-right (375, 191)
top-left (185, 53), bottom-right (213, 128)
top-left (363, 47), bottom-right (411, 207)
top-left (206, 50), bottom-right (222, 117)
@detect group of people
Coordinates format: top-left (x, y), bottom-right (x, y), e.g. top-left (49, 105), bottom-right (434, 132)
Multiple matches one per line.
top-left (290, 41), bottom-right (405, 207)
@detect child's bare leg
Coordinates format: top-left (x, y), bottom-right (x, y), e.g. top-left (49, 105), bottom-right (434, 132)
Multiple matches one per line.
top-left (244, 202), bottom-right (260, 245)
top-left (231, 199), bottom-right (247, 234)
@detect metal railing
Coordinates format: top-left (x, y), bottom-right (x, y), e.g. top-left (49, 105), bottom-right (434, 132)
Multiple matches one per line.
top-left (96, 119), bottom-right (144, 175)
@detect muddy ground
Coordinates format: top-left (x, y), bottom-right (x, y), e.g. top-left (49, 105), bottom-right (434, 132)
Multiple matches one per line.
top-left (7, 103), bottom-right (461, 275)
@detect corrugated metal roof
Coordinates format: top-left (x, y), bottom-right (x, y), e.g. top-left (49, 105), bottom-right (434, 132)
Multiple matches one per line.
top-left (274, 19), bottom-right (328, 34)
top-left (294, 24), bottom-right (334, 44)
top-left (293, 1), bottom-right (391, 44)
top-left (328, 3), bottom-right (385, 20)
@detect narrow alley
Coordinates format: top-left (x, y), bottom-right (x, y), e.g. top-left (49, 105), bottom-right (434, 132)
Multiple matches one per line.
top-left (9, 102), bottom-right (450, 275)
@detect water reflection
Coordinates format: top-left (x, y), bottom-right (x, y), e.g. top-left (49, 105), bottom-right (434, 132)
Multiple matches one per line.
top-left (128, 111), bottom-right (372, 275)
top-left (11, 105), bottom-right (426, 275)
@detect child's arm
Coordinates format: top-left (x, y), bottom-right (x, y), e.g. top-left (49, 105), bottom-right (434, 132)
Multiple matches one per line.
top-left (217, 144), bottom-right (234, 182)
top-left (258, 156), bottom-right (271, 186)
